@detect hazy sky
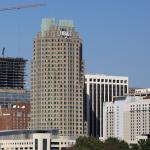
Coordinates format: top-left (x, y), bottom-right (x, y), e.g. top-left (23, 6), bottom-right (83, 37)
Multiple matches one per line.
top-left (0, 0), bottom-right (150, 88)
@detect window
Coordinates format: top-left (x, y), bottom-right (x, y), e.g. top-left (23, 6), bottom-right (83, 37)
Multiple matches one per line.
top-left (35, 139), bottom-right (38, 150)
top-left (43, 139), bottom-right (47, 150)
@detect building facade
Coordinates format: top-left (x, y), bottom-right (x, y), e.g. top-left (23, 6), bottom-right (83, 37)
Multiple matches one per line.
top-left (129, 88), bottom-right (150, 97)
top-left (0, 129), bottom-right (76, 150)
top-left (0, 57), bottom-right (30, 131)
top-left (0, 101), bottom-right (30, 130)
top-left (0, 89), bottom-right (30, 108)
top-left (0, 57), bottom-right (26, 89)
top-left (0, 89), bottom-right (30, 130)
top-left (85, 74), bottom-right (128, 137)
top-left (103, 96), bottom-right (150, 144)
top-left (30, 18), bottom-right (85, 137)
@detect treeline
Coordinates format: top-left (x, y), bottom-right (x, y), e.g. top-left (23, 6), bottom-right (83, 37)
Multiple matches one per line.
top-left (67, 136), bottom-right (150, 150)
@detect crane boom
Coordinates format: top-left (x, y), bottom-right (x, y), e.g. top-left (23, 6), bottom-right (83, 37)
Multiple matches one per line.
top-left (0, 3), bottom-right (46, 12)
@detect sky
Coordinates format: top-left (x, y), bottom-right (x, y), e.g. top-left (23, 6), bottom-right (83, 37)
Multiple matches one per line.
top-left (0, 0), bottom-right (150, 88)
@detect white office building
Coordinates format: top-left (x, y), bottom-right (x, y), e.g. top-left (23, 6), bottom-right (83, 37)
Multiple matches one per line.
top-left (103, 96), bottom-right (150, 144)
top-left (84, 74), bottom-right (128, 137)
top-left (0, 129), bottom-right (76, 150)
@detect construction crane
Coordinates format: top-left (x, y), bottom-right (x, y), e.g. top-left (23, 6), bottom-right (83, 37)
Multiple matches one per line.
top-left (0, 3), bottom-right (46, 12)
top-left (0, 3), bottom-right (46, 57)
top-left (2, 47), bottom-right (5, 57)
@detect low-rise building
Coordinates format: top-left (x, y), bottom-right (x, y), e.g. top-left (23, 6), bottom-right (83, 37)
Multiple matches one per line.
top-left (0, 89), bottom-right (30, 130)
top-left (129, 88), bottom-right (150, 97)
top-left (0, 129), bottom-right (76, 150)
top-left (0, 101), bottom-right (30, 130)
top-left (103, 96), bottom-right (150, 144)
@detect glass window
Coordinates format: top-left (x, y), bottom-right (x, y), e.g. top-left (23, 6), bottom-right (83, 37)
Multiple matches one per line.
top-left (35, 139), bottom-right (38, 150)
top-left (43, 139), bottom-right (47, 150)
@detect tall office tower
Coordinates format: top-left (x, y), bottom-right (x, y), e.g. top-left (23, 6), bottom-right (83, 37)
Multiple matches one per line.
top-left (85, 74), bottom-right (128, 138)
top-left (30, 18), bottom-right (84, 137)
top-left (0, 57), bottom-right (26, 89)
top-left (103, 96), bottom-right (150, 144)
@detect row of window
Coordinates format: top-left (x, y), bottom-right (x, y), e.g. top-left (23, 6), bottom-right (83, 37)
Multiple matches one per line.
top-left (86, 78), bottom-right (127, 83)
top-left (35, 39), bottom-right (80, 43)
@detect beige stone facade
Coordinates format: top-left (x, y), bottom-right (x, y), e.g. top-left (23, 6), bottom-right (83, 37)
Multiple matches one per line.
top-left (29, 19), bottom-right (84, 137)
top-left (103, 96), bottom-right (150, 144)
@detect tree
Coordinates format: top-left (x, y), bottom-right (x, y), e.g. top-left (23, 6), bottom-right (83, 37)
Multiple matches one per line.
top-left (75, 136), bottom-right (103, 150)
top-left (103, 137), bottom-right (129, 150)
top-left (119, 140), bottom-right (129, 150)
top-left (138, 139), bottom-right (150, 150)
top-left (103, 137), bottom-right (120, 150)
top-left (130, 144), bottom-right (140, 150)
top-left (67, 136), bottom-right (130, 150)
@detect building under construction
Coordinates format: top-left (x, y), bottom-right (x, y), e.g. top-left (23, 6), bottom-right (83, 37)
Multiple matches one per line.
top-left (0, 57), bottom-right (26, 89)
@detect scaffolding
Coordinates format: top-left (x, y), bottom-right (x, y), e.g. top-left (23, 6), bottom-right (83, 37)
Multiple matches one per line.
top-left (0, 57), bottom-right (27, 89)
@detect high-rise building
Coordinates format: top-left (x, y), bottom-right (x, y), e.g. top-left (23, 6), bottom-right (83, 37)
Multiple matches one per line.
top-left (0, 57), bottom-right (26, 89)
top-left (30, 18), bottom-right (84, 137)
top-left (103, 96), bottom-right (150, 144)
top-left (84, 74), bottom-right (128, 137)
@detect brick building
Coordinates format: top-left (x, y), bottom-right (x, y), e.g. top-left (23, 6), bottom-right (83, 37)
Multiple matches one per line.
top-left (0, 102), bottom-right (30, 130)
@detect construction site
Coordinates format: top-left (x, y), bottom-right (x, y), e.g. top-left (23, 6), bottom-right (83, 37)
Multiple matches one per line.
top-left (0, 57), bottom-right (27, 89)
top-left (0, 57), bottom-right (30, 131)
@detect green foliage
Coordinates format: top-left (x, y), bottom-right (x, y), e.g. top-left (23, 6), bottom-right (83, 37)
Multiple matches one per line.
top-left (103, 137), bottom-right (120, 150)
top-left (75, 136), bottom-right (103, 150)
top-left (138, 139), bottom-right (150, 150)
top-left (118, 140), bottom-right (129, 150)
top-left (130, 144), bottom-right (140, 150)
top-left (103, 137), bottom-right (129, 150)
top-left (68, 136), bottom-right (131, 150)
top-left (67, 136), bottom-right (150, 150)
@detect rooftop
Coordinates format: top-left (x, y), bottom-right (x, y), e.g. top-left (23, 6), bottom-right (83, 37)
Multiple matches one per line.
top-left (0, 129), bottom-right (59, 136)
top-left (85, 74), bottom-right (128, 79)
